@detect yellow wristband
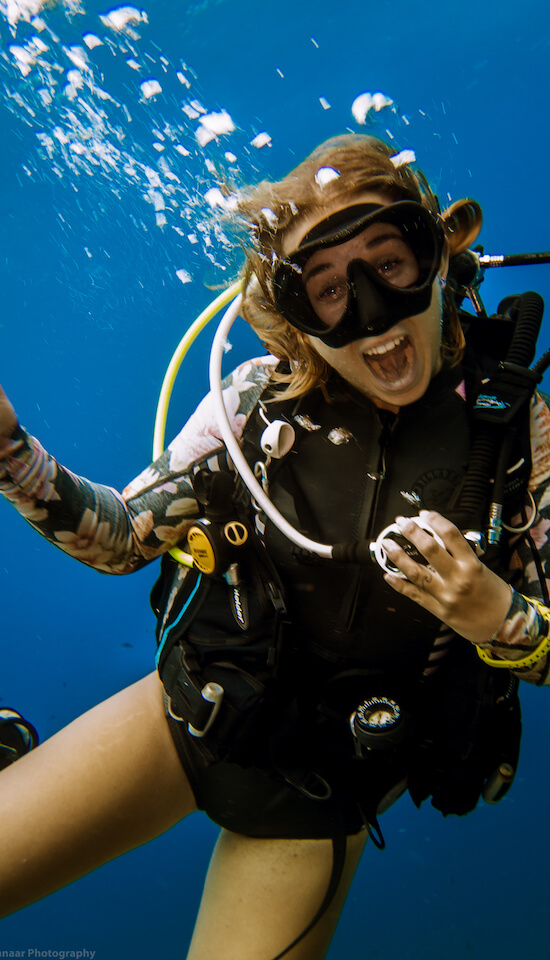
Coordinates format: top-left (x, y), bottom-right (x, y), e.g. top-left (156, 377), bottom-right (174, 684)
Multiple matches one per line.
top-left (477, 596), bottom-right (550, 669)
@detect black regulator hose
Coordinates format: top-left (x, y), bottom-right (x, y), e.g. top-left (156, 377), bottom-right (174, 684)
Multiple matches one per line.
top-left (455, 430), bottom-right (500, 530)
top-left (456, 291), bottom-right (545, 534)
top-left (269, 829), bottom-right (348, 960)
top-left (505, 291), bottom-right (545, 367)
top-left (533, 347), bottom-right (550, 379)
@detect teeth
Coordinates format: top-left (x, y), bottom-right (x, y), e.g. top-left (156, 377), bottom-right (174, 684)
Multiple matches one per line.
top-left (364, 334), bottom-right (406, 357)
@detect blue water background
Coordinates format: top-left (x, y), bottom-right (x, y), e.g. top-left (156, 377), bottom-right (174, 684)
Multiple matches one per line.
top-left (0, 0), bottom-right (549, 956)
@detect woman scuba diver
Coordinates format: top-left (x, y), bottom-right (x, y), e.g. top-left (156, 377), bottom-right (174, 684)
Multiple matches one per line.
top-left (1, 134), bottom-right (549, 959)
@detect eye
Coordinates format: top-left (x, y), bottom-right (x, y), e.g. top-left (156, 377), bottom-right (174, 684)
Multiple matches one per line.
top-left (368, 238), bottom-right (420, 288)
top-left (376, 256), bottom-right (403, 277)
top-left (304, 270), bottom-right (349, 327)
top-left (317, 277), bottom-right (348, 303)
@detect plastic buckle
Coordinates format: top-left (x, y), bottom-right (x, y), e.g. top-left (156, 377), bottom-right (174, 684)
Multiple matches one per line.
top-left (164, 647), bottom-right (224, 737)
top-left (187, 683), bottom-right (224, 738)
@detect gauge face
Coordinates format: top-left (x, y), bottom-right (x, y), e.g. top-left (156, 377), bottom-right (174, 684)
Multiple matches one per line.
top-left (352, 697), bottom-right (405, 751)
top-left (361, 707), bottom-right (396, 728)
top-left (357, 697), bottom-right (400, 730)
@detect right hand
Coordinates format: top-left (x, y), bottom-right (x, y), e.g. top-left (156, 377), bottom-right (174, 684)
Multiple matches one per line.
top-left (0, 385), bottom-right (18, 444)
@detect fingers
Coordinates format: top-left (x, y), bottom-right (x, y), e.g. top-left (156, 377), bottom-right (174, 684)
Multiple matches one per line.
top-left (378, 510), bottom-right (510, 643)
top-left (383, 542), bottom-right (512, 645)
top-left (416, 510), bottom-right (476, 559)
top-left (382, 539), bottom-right (439, 588)
top-left (378, 511), bottom-right (479, 619)
top-left (382, 559), bottom-right (442, 620)
top-left (382, 513), bottom-right (455, 582)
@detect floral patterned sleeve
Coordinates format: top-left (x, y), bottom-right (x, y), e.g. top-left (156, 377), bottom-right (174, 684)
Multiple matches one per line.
top-left (0, 357), bottom-right (278, 574)
top-left (480, 390), bottom-right (550, 686)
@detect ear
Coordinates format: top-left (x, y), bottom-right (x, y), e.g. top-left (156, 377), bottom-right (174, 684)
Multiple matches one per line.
top-left (440, 199), bottom-right (483, 256)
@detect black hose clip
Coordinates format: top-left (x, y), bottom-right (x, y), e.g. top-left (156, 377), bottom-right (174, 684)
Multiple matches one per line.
top-left (473, 362), bottom-right (542, 426)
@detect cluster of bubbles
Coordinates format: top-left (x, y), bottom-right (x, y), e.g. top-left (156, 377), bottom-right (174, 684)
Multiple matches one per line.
top-left (0, 2), bottom-right (281, 287)
top-left (0, 1), bottom-right (415, 295)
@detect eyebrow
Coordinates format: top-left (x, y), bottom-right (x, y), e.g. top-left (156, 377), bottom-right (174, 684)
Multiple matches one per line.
top-left (302, 230), bottom-right (402, 285)
top-left (302, 261), bottom-right (334, 285)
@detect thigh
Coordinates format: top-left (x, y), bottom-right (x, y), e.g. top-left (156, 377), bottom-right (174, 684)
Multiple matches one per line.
top-left (186, 828), bottom-right (368, 960)
top-left (0, 671), bottom-right (197, 917)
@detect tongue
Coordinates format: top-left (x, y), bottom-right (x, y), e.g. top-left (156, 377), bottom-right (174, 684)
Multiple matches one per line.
top-left (366, 338), bottom-right (412, 382)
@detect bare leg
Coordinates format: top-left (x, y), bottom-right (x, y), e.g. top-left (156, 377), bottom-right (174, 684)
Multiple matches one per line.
top-left (186, 828), bottom-right (368, 960)
top-left (0, 671), bottom-right (197, 917)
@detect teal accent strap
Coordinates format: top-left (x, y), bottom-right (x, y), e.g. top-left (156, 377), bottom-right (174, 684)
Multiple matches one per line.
top-left (155, 573), bottom-right (203, 668)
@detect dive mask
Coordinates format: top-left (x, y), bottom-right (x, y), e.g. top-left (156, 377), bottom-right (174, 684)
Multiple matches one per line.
top-left (272, 200), bottom-right (445, 348)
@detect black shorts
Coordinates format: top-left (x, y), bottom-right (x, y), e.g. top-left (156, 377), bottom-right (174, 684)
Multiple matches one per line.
top-left (165, 697), bottom-right (407, 839)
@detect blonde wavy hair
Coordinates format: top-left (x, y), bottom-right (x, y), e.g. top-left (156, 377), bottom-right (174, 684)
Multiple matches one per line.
top-left (237, 134), bottom-right (467, 400)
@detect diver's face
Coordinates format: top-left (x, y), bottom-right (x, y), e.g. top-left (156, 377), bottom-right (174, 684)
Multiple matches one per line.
top-left (283, 192), bottom-right (447, 411)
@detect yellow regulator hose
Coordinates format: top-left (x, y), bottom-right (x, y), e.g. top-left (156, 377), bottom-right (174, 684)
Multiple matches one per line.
top-left (153, 279), bottom-right (243, 565)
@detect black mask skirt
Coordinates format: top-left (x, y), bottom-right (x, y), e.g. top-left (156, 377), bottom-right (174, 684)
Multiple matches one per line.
top-left (272, 200), bottom-right (445, 348)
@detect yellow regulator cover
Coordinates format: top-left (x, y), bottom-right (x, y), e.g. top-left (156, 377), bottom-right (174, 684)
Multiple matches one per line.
top-left (187, 523), bottom-right (217, 575)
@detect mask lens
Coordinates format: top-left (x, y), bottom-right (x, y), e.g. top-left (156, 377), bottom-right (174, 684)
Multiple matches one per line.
top-left (302, 269), bottom-right (349, 328)
top-left (303, 225), bottom-right (420, 328)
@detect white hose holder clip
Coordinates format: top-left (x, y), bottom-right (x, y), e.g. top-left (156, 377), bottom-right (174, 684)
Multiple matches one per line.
top-left (260, 420), bottom-right (296, 461)
top-left (370, 517), bottom-right (446, 578)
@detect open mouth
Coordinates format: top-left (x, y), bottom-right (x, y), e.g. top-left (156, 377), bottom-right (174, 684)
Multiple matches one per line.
top-left (362, 334), bottom-right (415, 386)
